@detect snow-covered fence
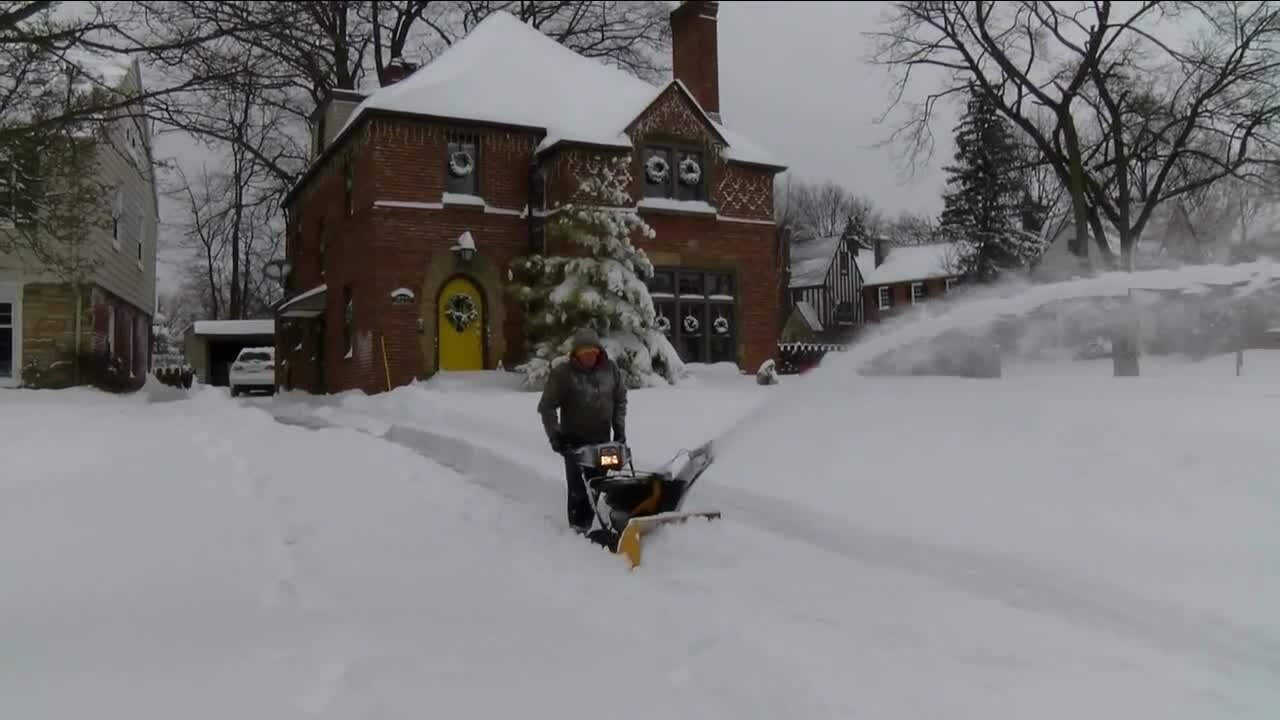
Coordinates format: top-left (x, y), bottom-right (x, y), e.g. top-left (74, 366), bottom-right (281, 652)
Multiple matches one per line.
top-left (776, 342), bottom-right (849, 374)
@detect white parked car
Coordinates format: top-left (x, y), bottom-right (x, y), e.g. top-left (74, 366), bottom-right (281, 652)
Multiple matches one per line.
top-left (229, 346), bottom-right (276, 396)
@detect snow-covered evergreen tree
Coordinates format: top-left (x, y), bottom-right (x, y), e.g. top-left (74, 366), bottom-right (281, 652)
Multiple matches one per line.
top-left (509, 175), bottom-right (685, 390)
top-left (938, 84), bottom-right (1046, 281)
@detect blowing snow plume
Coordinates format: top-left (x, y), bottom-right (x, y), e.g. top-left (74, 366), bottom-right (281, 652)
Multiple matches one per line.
top-left (709, 259), bottom-right (1280, 460)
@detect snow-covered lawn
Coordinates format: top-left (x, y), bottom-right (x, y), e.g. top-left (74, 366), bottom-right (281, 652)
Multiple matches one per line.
top-left (268, 356), bottom-right (1279, 717)
top-left (6, 347), bottom-right (1280, 718)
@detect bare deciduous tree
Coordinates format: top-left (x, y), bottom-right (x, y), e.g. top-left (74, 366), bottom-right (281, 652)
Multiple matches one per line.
top-left (776, 178), bottom-right (881, 240)
top-left (868, 1), bottom-right (1280, 272)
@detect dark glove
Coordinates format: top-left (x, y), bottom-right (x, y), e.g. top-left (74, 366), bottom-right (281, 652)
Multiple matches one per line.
top-left (549, 432), bottom-right (565, 453)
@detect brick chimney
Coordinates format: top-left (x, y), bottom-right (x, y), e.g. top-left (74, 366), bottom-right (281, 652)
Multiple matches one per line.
top-left (874, 234), bottom-right (886, 267)
top-left (380, 56), bottom-right (418, 86)
top-left (670, 1), bottom-right (720, 122)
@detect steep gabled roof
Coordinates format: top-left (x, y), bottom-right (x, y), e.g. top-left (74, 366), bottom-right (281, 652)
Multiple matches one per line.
top-left (789, 235), bottom-right (841, 288)
top-left (331, 10), bottom-right (780, 167)
top-left (789, 234), bottom-right (874, 288)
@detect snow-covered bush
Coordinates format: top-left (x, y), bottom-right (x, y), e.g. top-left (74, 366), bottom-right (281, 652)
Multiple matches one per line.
top-left (756, 359), bottom-right (780, 386)
top-left (509, 175), bottom-right (685, 390)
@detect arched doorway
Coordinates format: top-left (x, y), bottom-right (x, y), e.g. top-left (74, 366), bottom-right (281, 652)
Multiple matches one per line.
top-left (437, 275), bottom-right (485, 371)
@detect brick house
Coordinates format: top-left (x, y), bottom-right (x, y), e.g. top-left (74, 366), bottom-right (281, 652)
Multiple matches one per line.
top-left (859, 239), bottom-right (965, 323)
top-left (275, 1), bottom-right (785, 394)
top-left (0, 53), bottom-right (158, 390)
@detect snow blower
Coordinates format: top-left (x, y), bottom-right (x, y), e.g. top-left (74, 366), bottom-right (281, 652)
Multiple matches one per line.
top-left (567, 441), bottom-right (720, 569)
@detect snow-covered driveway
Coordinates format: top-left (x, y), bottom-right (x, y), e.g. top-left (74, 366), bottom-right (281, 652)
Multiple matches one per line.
top-left (5, 367), bottom-right (1279, 719)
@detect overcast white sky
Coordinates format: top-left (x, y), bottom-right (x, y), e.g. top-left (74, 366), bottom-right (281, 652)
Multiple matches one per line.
top-left (153, 0), bottom-right (957, 296)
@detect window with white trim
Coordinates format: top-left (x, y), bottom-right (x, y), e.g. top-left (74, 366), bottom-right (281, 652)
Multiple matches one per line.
top-left (646, 268), bottom-right (734, 364)
top-left (945, 278), bottom-right (957, 292)
top-left (642, 144), bottom-right (705, 201)
top-left (911, 282), bottom-right (926, 304)
top-left (877, 286), bottom-right (891, 310)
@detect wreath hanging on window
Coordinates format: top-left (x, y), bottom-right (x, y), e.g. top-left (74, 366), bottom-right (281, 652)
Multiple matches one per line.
top-left (449, 150), bottom-right (474, 177)
top-left (645, 154), bottom-right (670, 183)
top-left (445, 293), bottom-right (478, 332)
top-left (682, 313), bottom-right (700, 334)
top-left (713, 316), bottom-right (730, 335)
top-left (655, 315), bottom-right (671, 334)
top-left (678, 156), bottom-right (701, 185)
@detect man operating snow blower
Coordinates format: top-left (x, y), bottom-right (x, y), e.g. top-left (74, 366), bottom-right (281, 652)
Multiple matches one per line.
top-left (537, 327), bottom-right (627, 535)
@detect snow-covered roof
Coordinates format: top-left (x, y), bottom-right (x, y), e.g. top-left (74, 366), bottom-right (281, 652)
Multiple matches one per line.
top-left (333, 11), bottom-right (778, 167)
top-left (855, 248), bottom-right (876, 274)
top-left (789, 235), bottom-right (841, 287)
top-left (191, 319), bottom-right (275, 336)
top-left (795, 301), bottom-right (823, 331)
top-left (861, 243), bottom-right (964, 286)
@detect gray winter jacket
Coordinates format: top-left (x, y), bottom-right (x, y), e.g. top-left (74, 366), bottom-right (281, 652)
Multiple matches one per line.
top-left (537, 328), bottom-right (627, 446)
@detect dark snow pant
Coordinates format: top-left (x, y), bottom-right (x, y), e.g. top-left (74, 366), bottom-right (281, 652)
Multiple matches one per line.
top-left (563, 451), bottom-right (607, 532)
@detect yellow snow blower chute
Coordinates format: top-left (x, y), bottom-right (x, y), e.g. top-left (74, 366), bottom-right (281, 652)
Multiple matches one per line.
top-left (568, 441), bottom-right (720, 569)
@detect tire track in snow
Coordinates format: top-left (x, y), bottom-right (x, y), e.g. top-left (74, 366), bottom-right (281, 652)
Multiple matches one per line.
top-left (270, 401), bottom-right (1280, 681)
top-left (195, 397), bottom-right (361, 716)
top-left (190, 411), bottom-right (299, 609)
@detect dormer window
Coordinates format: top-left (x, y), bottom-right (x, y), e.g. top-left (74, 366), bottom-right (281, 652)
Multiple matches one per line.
top-left (446, 132), bottom-right (479, 196)
top-left (643, 145), bottom-right (704, 201)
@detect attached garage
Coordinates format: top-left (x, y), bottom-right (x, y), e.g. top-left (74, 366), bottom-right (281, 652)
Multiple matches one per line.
top-left (183, 319), bottom-right (276, 387)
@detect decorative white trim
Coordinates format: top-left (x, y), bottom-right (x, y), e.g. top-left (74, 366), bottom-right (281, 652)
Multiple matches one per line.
top-left (0, 281), bottom-right (22, 388)
top-left (716, 215), bottom-right (775, 226)
top-left (374, 200), bottom-right (445, 210)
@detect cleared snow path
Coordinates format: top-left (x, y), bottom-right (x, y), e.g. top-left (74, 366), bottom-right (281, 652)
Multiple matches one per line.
top-left (266, 373), bottom-right (1280, 716)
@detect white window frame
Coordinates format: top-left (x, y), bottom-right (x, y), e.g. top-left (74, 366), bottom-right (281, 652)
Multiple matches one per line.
top-left (945, 278), bottom-right (957, 292)
top-left (877, 286), bottom-right (891, 310)
top-left (911, 282), bottom-right (925, 304)
top-left (0, 281), bottom-right (22, 388)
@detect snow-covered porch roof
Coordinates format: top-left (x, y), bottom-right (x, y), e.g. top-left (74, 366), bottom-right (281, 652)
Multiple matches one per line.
top-left (275, 284), bottom-right (328, 319)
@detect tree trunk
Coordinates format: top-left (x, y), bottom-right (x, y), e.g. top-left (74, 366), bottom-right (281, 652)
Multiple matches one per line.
top-left (1061, 119), bottom-right (1094, 276)
top-left (1112, 291), bottom-right (1141, 377)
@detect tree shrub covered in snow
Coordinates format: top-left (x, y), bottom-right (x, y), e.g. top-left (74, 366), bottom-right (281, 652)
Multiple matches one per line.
top-left (937, 84), bottom-right (1046, 282)
top-left (509, 176), bottom-right (685, 390)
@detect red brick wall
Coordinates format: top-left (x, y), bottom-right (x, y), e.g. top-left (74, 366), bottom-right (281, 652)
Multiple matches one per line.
top-left (372, 206), bottom-right (530, 389)
top-left (862, 277), bottom-right (955, 323)
top-left (641, 208), bottom-right (779, 371)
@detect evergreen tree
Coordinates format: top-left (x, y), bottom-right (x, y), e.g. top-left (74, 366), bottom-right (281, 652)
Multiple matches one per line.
top-left (509, 176), bottom-right (685, 390)
top-left (938, 84), bottom-right (1046, 281)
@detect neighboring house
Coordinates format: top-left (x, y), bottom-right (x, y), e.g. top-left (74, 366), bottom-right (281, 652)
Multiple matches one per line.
top-left (275, 1), bottom-right (785, 395)
top-left (0, 53), bottom-right (157, 389)
top-left (781, 227), bottom-right (875, 343)
top-left (860, 240), bottom-right (965, 323)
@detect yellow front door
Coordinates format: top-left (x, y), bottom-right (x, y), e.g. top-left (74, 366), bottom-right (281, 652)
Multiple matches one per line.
top-left (437, 276), bottom-right (485, 371)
